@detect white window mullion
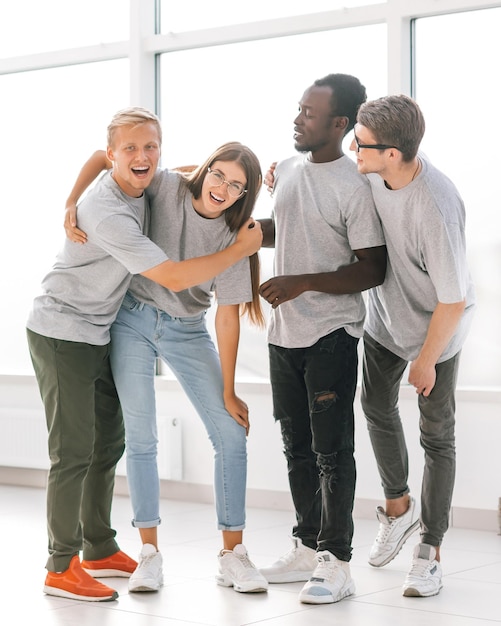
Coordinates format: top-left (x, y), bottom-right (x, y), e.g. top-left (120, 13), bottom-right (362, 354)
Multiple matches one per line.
top-left (129, 0), bottom-right (157, 111)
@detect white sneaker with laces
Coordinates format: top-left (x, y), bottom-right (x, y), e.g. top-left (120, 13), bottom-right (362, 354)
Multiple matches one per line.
top-left (403, 543), bottom-right (443, 597)
top-left (299, 551), bottom-right (355, 604)
top-left (260, 537), bottom-right (317, 583)
top-left (216, 544), bottom-right (268, 593)
top-left (128, 543), bottom-right (163, 592)
top-left (369, 496), bottom-right (420, 567)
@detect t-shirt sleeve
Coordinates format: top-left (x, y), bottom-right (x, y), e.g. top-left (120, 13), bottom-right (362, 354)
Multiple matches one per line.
top-left (421, 219), bottom-right (469, 303)
top-left (213, 256), bottom-right (252, 305)
top-left (94, 213), bottom-right (168, 275)
top-left (345, 183), bottom-right (385, 251)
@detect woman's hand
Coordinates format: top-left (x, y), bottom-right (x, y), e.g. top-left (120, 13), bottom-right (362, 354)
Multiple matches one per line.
top-left (224, 393), bottom-right (250, 435)
top-left (64, 203), bottom-right (87, 244)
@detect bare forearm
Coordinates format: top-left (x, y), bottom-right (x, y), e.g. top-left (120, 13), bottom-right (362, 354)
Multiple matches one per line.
top-left (143, 219), bottom-right (261, 290)
top-left (260, 246), bottom-right (386, 307)
top-left (417, 300), bottom-right (466, 366)
top-left (66, 150), bottom-right (110, 207)
top-left (257, 218), bottom-right (275, 247)
top-left (296, 262), bottom-right (385, 295)
top-left (215, 306), bottom-right (240, 396)
top-left (142, 243), bottom-right (250, 292)
top-left (408, 299), bottom-right (466, 396)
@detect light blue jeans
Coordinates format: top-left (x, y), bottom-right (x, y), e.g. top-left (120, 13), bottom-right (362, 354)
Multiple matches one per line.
top-left (110, 291), bottom-right (247, 531)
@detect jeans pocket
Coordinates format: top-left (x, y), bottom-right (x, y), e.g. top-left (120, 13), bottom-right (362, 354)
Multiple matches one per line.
top-left (121, 291), bottom-right (141, 311)
top-left (176, 311), bottom-right (206, 327)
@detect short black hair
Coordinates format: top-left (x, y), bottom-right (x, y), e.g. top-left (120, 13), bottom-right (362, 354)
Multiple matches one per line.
top-left (314, 73), bottom-right (367, 133)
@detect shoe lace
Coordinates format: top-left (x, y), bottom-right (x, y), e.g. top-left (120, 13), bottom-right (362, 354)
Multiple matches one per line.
top-left (234, 551), bottom-right (256, 570)
top-left (314, 557), bottom-right (339, 581)
top-left (374, 517), bottom-right (395, 545)
top-left (280, 545), bottom-right (302, 565)
top-left (137, 552), bottom-right (157, 573)
top-left (408, 558), bottom-right (433, 579)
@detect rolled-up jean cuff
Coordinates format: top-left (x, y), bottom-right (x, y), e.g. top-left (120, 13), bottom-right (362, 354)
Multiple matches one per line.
top-left (132, 517), bottom-right (161, 528)
top-left (217, 523), bottom-right (245, 532)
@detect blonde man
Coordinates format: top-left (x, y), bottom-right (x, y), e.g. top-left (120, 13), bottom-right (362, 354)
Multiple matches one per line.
top-left (27, 107), bottom-right (261, 602)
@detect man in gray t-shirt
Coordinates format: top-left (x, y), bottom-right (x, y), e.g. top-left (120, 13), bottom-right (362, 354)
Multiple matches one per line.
top-left (258, 74), bottom-right (387, 605)
top-left (26, 107), bottom-right (262, 604)
top-left (352, 94), bottom-right (475, 598)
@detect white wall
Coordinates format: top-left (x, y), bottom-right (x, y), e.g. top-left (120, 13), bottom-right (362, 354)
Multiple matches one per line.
top-left (1, 375), bottom-right (499, 532)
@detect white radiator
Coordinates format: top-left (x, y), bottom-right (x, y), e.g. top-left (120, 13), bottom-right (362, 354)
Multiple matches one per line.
top-left (0, 408), bottom-right (49, 469)
top-left (0, 408), bottom-right (182, 481)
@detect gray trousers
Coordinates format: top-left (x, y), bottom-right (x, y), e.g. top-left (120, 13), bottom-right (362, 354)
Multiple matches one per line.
top-left (27, 329), bottom-right (125, 572)
top-left (361, 332), bottom-right (460, 547)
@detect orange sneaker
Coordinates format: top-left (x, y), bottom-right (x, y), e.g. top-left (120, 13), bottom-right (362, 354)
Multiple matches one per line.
top-left (44, 555), bottom-right (118, 601)
top-left (82, 550), bottom-right (138, 578)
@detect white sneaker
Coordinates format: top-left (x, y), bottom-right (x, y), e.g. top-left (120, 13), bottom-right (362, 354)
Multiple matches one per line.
top-left (260, 537), bottom-right (317, 583)
top-left (369, 496), bottom-right (420, 567)
top-left (299, 551), bottom-right (355, 604)
top-left (403, 543), bottom-right (443, 597)
top-left (128, 544), bottom-right (163, 592)
top-left (216, 544), bottom-right (268, 593)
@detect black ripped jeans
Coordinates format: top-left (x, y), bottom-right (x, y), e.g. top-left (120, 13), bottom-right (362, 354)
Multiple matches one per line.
top-left (269, 328), bottom-right (358, 562)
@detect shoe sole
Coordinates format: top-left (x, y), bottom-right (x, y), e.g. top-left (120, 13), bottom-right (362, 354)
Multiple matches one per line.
top-left (129, 583), bottom-right (162, 592)
top-left (44, 585), bottom-right (118, 602)
top-left (300, 581), bottom-right (356, 604)
top-left (369, 518), bottom-right (420, 567)
top-left (233, 585), bottom-right (268, 593)
top-left (215, 575), bottom-right (268, 593)
top-left (262, 571), bottom-right (313, 583)
top-left (83, 567), bottom-right (133, 578)
top-left (129, 575), bottom-right (163, 592)
top-left (403, 583), bottom-right (443, 597)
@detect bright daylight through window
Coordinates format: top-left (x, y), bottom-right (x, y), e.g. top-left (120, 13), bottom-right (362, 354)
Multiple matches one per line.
top-left (1, 0), bottom-right (499, 388)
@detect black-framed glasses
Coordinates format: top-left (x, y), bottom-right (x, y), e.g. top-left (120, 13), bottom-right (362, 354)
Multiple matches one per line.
top-left (353, 131), bottom-right (400, 153)
top-left (207, 168), bottom-right (247, 198)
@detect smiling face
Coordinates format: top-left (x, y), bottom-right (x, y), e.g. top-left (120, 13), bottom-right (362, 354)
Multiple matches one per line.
top-left (106, 122), bottom-right (161, 197)
top-left (192, 160), bottom-right (247, 219)
top-left (293, 85), bottom-right (338, 157)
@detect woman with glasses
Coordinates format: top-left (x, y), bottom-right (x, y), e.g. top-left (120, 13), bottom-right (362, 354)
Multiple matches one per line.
top-left (65, 142), bottom-right (268, 595)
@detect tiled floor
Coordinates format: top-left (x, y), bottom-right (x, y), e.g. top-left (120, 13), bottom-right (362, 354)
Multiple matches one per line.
top-left (3, 483), bottom-right (500, 625)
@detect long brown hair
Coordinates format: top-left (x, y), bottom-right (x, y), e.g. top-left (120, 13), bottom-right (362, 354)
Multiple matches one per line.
top-left (182, 142), bottom-right (264, 327)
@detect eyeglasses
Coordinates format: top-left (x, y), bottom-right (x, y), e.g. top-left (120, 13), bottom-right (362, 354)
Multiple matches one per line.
top-left (207, 168), bottom-right (247, 198)
top-left (353, 132), bottom-right (400, 153)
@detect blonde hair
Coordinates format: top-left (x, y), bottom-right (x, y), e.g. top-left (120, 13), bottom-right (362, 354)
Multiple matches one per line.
top-left (107, 106), bottom-right (162, 148)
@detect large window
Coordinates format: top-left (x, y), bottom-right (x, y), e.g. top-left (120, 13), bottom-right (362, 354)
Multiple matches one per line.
top-left (159, 25), bottom-right (387, 379)
top-left (414, 6), bottom-right (501, 387)
top-left (1, 0), bottom-right (499, 388)
top-left (1, 60), bottom-right (129, 374)
top-left (0, 0), bottom-right (128, 57)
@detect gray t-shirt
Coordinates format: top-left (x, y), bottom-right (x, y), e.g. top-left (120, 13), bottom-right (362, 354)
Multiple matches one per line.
top-left (365, 155), bottom-right (476, 362)
top-left (27, 172), bottom-right (168, 345)
top-left (267, 154), bottom-right (385, 349)
top-left (129, 169), bottom-right (252, 317)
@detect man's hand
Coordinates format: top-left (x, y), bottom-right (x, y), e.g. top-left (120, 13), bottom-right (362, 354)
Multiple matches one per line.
top-left (408, 358), bottom-right (436, 396)
top-left (263, 161), bottom-right (277, 195)
top-left (259, 275), bottom-right (306, 308)
top-left (235, 219), bottom-right (263, 256)
top-left (64, 203), bottom-right (87, 244)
